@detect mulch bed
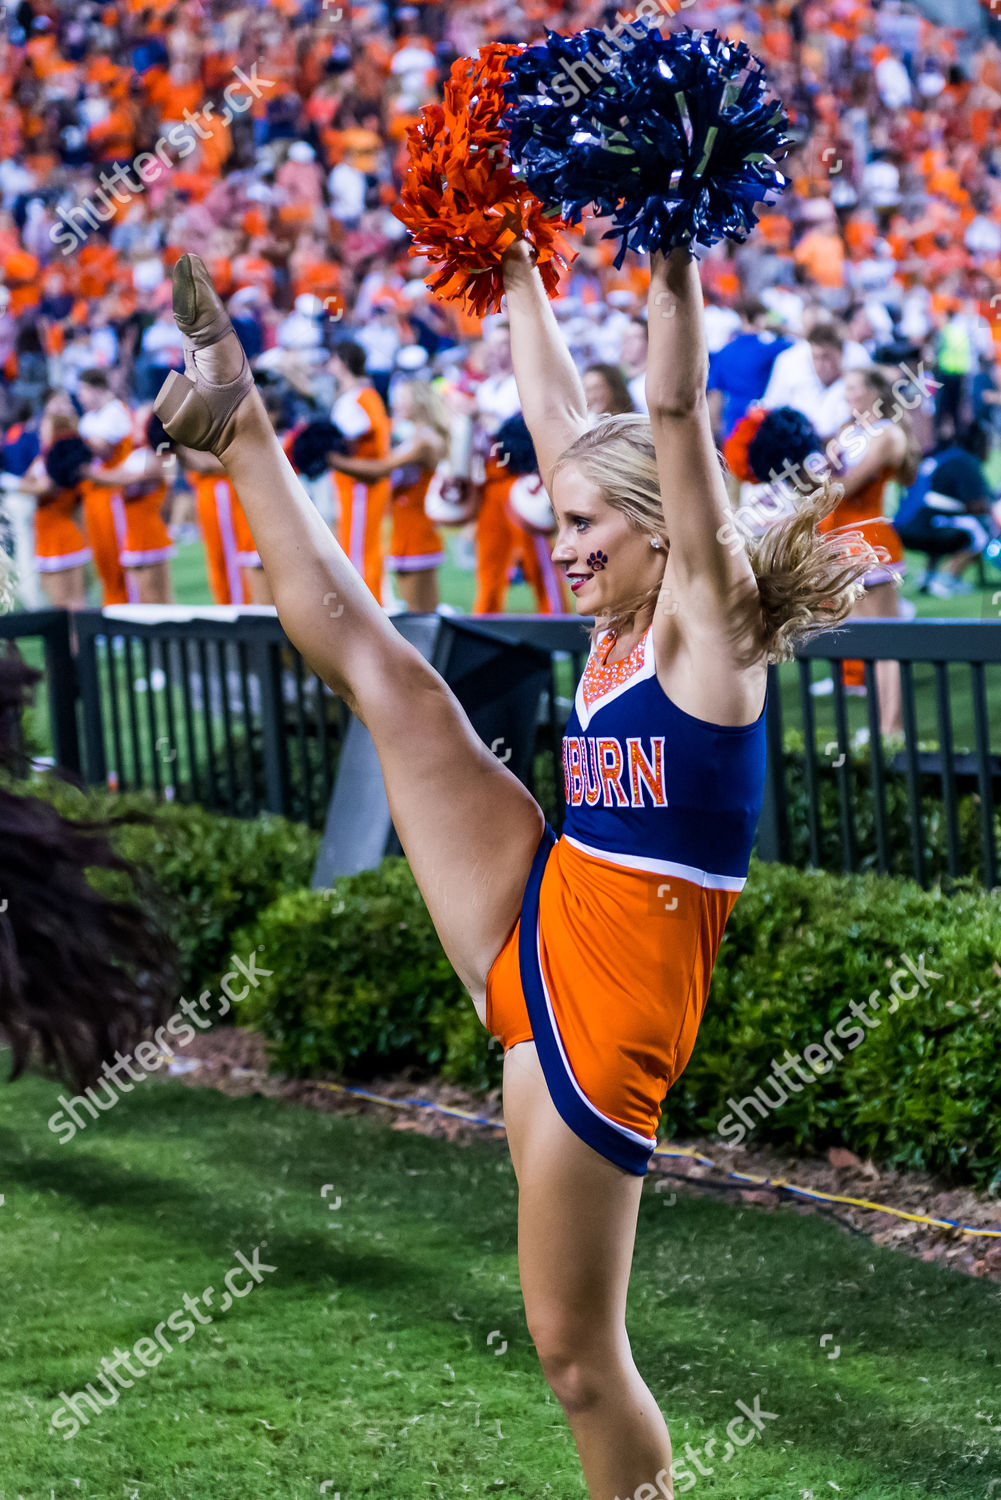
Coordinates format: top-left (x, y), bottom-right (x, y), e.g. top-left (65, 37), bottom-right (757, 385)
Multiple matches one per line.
top-left (160, 1026), bottom-right (1001, 1284)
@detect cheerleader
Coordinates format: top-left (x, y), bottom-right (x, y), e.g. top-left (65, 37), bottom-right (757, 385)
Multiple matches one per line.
top-left (327, 377), bottom-right (448, 613)
top-left (83, 411), bottom-right (177, 606)
top-left (820, 367), bottom-right (922, 737)
top-left (9, 395), bottom-right (92, 611)
top-left (152, 239), bottom-right (875, 1499)
top-left (77, 370), bottom-right (130, 607)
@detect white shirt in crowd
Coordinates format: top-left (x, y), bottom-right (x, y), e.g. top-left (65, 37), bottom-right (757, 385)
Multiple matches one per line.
top-left (327, 161), bottom-right (367, 225)
top-left (760, 339), bottom-right (871, 436)
top-left (475, 372), bottom-right (520, 435)
top-left (79, 398), bottom-right (133, 451)
top-left (628, 371), bottom-right (649, 414)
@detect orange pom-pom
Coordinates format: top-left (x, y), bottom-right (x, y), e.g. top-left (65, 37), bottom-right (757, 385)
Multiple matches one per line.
top-left (392, 44), bottom-right (578, 317)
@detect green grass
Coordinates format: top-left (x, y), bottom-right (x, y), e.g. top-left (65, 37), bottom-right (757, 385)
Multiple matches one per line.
top-left (2, 1072), bottom-right (1000, 1497)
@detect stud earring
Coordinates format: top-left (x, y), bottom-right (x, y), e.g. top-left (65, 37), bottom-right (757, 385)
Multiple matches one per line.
top-left (650, 538), bottom-right (662, 549)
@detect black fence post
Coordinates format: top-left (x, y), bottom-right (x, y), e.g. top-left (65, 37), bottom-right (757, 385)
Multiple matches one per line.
top-left (253, 635), bottom-right (290, 817)
top-left (755, 661), bottom-right (787, 864)
top-left (74, 615), bottom-right (107, 788)
top-left (41, 611), bottom-right (81, 775)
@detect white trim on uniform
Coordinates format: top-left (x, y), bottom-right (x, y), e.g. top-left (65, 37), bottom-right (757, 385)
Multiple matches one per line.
top-left (37, 547), bottom-right (92, 573)
top-left (563, 832), bottom-right (747, 891)
top-left (574, 625), bottom-right (655, 732)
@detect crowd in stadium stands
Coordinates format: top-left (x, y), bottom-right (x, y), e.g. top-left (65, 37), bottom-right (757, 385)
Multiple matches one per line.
top-left (1, 0), bottom-right (1000, 625)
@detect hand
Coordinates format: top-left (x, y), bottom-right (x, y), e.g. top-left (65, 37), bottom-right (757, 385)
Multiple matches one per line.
top-left (501, 238), bottom-right (537, 272)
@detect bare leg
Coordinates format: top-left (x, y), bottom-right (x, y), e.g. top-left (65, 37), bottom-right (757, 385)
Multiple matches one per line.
top-left (42, 566), bottom-right (87, 610)
top-left (129, 562), bottom-right (172, 605)
top-left (851, 581), bottom-right (903, 738)
top-left (242, 565), bottom-right (273, 606)
top-left (396, 568), bottom-right (440, 612)
top-left (155, 259), bottom-right (546, 1001)
top-left (504, 1041), bottom-right (674, 1498)
top-left (216, 391), bottom-right (545, 1004)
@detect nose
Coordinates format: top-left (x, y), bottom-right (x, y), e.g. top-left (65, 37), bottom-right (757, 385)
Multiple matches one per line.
top-left (550, 526), bottom-right (577, 565)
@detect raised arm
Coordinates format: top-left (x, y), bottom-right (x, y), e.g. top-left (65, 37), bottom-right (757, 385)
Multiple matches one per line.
top-left (646, 250), bottom-right (746, 569)
top-left (646, 249), bottom-right (762, 658)
top-left (500, 240), bottom-right (589, 487)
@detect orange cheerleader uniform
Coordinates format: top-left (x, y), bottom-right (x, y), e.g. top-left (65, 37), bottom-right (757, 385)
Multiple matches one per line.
top-left (819, 420), bottom-right (906, 688)
top-left (485, 624), bottom-right (767, 1173)
top-left (232, 494), bottom-right (260, 571)
top-left (387, 462), bottom-right (446, 574)
top-left (332, 385), bottom-right (392, 602)
top-left (190, 470), bottom-right (246, 605)
top-left (473, 451), bottom-right (518, 614)
top-left (35, 483), bottom-right (92, 574)
top-left (79, 403), bottom-right (132, 606)
top-left (118, 452), bottom-right (175, 570)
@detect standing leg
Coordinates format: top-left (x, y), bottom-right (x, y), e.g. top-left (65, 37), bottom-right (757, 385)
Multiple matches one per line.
top-left (852, 581), bottom-right (903, 737)
top-left (504, 1040), bottom-right (674, 1498)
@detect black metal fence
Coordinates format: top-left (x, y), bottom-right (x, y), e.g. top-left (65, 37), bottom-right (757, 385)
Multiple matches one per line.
top-left (2, 607), bottom-right (999, 891)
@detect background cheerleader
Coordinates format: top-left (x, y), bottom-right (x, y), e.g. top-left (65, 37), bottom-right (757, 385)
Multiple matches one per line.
top-left (327, 377), bottom-right (449, 613)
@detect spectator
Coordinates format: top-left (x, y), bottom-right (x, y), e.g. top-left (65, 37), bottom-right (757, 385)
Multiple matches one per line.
top-left (895, 421), bottom-right (998, 597)
top-left (706, 299), bottom-right (791, 442)
top-left (761, 324), bottom-right (870, 439)
top-left (618, 316), bottom-right (649, 415)
top-left (583, 363), bottom-right (635, 418)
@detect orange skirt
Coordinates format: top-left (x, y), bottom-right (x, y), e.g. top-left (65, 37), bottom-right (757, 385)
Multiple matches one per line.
top-left (36, 490), bottom-right (91, 572)
top-left (388, 494), bottom-right (446, 572)
top-left (486, 827), bottom-right (738, 1172)
top-left (121, 485), bottom-right (174, 568)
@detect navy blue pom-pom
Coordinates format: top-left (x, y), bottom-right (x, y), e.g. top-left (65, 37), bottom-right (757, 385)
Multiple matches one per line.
top-left (45, 436), bottom-right (93, 491)
top-left (503, 26), bottom-right (790, 267)
top-left (492, 413), bottom-right (538, 476)
top-left (291, 421), bottom-right (350, 480)
top-left (747, 407), bottom-right (820, 485)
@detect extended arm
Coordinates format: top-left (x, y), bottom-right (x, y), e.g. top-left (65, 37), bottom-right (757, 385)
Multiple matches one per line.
top-left (500, 240), bottom-right (589, 487)
top-left (646, 249), bottom-right (761, 654)
top-left (828, 425), bottom-right (905, 499)
top-left (327, 431), bottom-right (441, 482)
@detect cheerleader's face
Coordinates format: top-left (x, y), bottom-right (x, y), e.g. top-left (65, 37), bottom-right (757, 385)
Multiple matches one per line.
top-left (549, 463), bottom-right (665, 615)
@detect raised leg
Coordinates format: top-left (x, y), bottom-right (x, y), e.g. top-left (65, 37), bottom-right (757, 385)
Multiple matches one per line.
top-left (503, 1040), bottom-right (675, 1498)
top-left (154, 254), bottom-right (547, 1000)
top-left (221, 393), bottom-right (545, 1004)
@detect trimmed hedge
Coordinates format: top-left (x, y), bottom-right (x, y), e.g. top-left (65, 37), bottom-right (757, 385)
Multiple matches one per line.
top-left (13, 781), bottom-right (1000, 1189)
top-left (231, 852), bottom-right (1001, 1192)
top-left (9, 777), bottom-right (319, 998)
top-left (663, 866), bottom-right (1001, 1192)
top-left (230, 863), bottom-right (501, 1090)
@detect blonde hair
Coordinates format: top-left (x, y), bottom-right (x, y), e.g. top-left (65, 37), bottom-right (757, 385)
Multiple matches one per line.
top-left (401, 378), bottom-right (451, 448)
top-left (849, 366), bottom-right (922, 487)
top-left (550, 413), bottom-right (883, 666)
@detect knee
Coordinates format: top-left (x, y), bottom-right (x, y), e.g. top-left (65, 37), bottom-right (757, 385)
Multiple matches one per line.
top-left (528, 1313), bottom-right (614, 1415)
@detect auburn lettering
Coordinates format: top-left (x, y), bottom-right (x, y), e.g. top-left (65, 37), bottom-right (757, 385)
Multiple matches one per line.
top-left (563, 735), bottom-right (667, 809)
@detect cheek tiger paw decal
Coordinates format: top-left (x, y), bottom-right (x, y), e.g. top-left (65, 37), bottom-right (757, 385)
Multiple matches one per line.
top-left (587, 550), bottom-right (608, 572)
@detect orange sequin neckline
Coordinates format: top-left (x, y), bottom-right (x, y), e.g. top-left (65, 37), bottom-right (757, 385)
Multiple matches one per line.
top-left (581, 627), bottom-right (650, 709)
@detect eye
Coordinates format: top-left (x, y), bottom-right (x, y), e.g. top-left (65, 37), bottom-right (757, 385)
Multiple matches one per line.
top-left (571, 515), bottom-right (590, 531)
